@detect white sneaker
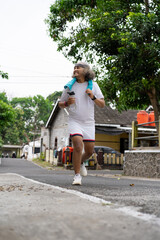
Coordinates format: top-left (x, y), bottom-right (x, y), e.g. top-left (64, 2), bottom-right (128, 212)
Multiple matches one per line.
top-left (80, 163), bottom-right (87, 177)
top-left (72, 174), bottom-right (82, 185)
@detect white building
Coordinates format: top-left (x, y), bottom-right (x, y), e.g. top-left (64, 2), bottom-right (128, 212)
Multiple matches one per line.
top-left (22, 140), bottom-right (40, 160)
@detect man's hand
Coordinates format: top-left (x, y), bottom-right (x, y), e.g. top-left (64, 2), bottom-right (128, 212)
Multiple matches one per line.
top-left (86, 89), bottom-right (94, 99)
top-left (59, 97), bottom-right (75, 109)
top-left (68, 97), bottom-right (75, 105)
top-left (86, 89), bottom-right (105, 108)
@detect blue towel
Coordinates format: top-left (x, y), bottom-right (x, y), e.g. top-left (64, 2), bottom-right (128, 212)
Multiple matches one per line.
top-left (64, 77), bottom-right (93, 90)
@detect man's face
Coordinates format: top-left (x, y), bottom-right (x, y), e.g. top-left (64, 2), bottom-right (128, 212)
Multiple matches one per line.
top-left (73, 66), bottom-right (85, 79)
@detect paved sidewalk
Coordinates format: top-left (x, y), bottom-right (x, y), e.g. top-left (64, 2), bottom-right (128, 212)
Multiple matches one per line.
top-left (0, 173), bottom-right (160, 240)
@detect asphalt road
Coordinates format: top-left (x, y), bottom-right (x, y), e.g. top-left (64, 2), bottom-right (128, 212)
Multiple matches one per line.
top-left (1, 157), bottom-right (160, 219)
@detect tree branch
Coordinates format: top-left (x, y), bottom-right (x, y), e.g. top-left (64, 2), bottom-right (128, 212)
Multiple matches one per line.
top-left (144, 0), bottom-right (149, 14)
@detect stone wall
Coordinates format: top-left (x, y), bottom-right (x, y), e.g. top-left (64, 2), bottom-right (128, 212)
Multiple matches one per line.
top-left (124, 150), bottom-right (160, 178)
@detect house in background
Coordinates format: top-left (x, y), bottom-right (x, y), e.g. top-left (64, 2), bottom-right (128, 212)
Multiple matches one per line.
top-left (22, 140), bottom-right (41, 160)
top-left (41, 100), bottom-right (140, 154)
top-left (1, 145), bottom-right (22, 158)
top-left (41, 99), bottom-right (69, 154)
top-left (40, 99), bottom-right (157, 161)
top-left (94, 105), bottom-right (139, 152)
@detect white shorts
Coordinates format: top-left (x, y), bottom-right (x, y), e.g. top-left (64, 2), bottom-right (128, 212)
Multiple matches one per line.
top-left (68, 120), bottom-right (95, 142)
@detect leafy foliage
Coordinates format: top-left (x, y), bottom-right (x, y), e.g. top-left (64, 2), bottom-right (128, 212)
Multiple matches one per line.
top-left (0, 92), bottom-right (58, 145)
top-left (1, 108), bottom-right (26, 145)
top-left (0, 92), bottom-right (9, 104)
top-left (10, 95), bottom-right (53, 142)
top-left (0, 69), bottom-right (8, 79)
top-left (46, 0), bottom-right (160, 127)
top-left (0, 100), bottom-right (15, 130)
top-left (0, 100), bottom-right (16, 147)
top-left (46, 91), bottom-right (62, 104)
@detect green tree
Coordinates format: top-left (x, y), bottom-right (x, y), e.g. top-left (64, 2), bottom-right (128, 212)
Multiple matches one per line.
top-left (10, 95), bottom-right (53, 141)
top-left (2, 108), bottom-right (26, 145)
top-left (11, 97), bottom-right (35, 139)
top-left (46, 0), bottom-right (160, 130)
top-left (33, 95), bottom-right (53, 124)
top-left (0, 69), bottom-right (8, 79)
top-left (0, 92), bottom-right (17, 147)
top-left (0, 92), bottom-right (9, 104)
top-left (0, 100), bottom-right (16, 131)
top-left (0, 92), bottom-right (58, 146)
top-left (0, 100), bottom-right (16, 147)
top-left (47, 91), bottom-right (62, 104)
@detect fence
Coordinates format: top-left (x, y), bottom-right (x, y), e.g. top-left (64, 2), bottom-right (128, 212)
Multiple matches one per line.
top-left (131, 116), bottom-right (160, 149)
top-left (103, 153), bottom-right (124, 165)
top-left (63, 149), bottom-right (124, 169)
top-left (44, 148), bottom-right (124, 169)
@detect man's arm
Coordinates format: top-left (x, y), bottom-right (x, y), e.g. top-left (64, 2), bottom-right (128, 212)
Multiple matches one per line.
top-left (93, 98), bottom-right (105, 108)
top-left (86, 89), bottom-right (105, 108)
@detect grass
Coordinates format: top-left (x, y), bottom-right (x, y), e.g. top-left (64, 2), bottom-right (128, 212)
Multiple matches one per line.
top-left (33, 158), bottom-right (56, 170)
top-left (33, 158), bottom-right (72, 171)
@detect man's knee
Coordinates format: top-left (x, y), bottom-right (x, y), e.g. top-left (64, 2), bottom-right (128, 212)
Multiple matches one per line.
top-left (85, 148), bottom-right (94, 157)
top-left (72, 136), bottom-right (83, 152)
top-left (84, 143), bottom-right (94, 156)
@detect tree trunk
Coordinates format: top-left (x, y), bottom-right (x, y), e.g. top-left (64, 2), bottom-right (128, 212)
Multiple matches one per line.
top-left (147, 87), bottom-right (160, 133)
top-left (145, 0), bottom-right (149, 14)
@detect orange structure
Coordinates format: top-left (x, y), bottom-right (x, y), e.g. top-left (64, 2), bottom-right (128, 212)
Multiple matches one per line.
top-left (62, 146), bottom-right (73, 164)
top-left (137, 110), bottom-right (149, 126)
top-left (148, 111), bottom-right (155, 126)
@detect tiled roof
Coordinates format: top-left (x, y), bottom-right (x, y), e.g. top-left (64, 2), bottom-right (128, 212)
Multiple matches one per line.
top-left (95, 104), bottom-right (138, 126)
top-left (46, 100), bottom-right (138, 128)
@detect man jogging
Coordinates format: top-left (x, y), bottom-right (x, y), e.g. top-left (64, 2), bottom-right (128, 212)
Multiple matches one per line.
top-left (59, 62), bottom-right (105, 185)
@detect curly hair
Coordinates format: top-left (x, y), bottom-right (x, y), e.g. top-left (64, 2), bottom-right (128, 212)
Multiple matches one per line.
top-left (72, 62), bottom-right (95, 81)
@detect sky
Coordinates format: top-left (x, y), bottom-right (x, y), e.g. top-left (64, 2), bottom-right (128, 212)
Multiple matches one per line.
top-left (0, 0), bottom-right (74, 99)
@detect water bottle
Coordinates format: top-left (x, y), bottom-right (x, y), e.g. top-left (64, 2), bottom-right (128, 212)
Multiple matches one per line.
top-left (67, 91), bottom-right (76, 111)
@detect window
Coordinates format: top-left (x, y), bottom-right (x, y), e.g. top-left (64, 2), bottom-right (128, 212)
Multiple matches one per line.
top-left (34, 147), bottom-right (40, 154)
top-left (54, 137), bottom-right (58, 149)
top-left (69, 136), bottom-right (72, 147)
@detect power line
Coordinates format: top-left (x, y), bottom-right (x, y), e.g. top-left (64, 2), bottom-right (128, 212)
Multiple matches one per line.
top-left (9, 75), bottom-right (71, 78)
top-left (0, 75), bottom-right (71, 84)
top-left (0, 82), bottom-right (65, 84)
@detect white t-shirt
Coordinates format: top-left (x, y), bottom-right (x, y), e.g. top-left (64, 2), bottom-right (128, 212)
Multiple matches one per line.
top-left (60, 81), bottom-right (104, 123)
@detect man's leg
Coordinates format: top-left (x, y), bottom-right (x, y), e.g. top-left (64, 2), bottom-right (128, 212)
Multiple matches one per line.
top-left (72, 136), bottom-right (83, 174)
top-left (81, 141), bottom-right (95, 163)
